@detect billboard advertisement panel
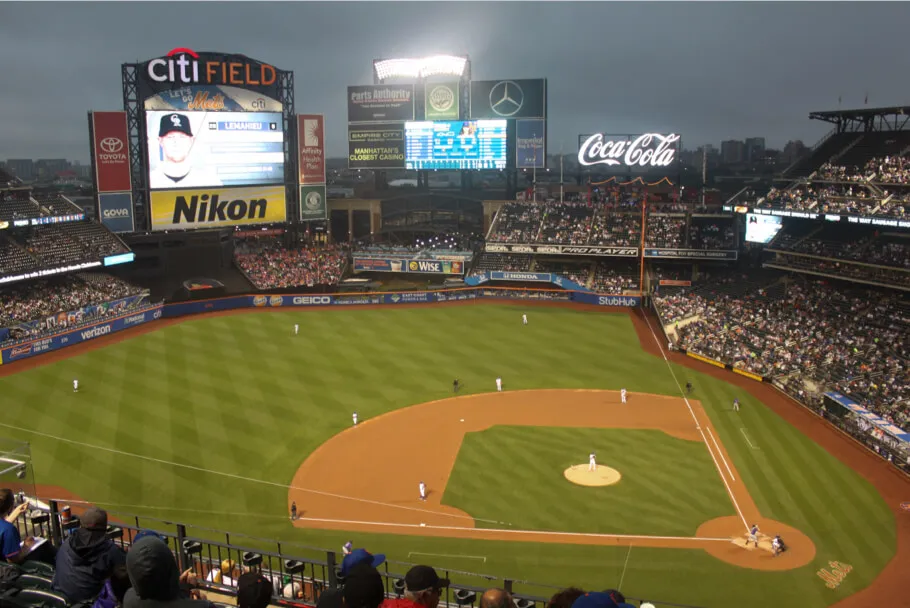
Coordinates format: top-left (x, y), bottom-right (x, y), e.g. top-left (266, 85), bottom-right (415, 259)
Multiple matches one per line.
top-left (149, 185), bottom-right (287, 231)
top-left (404, 120), bottom-right (507, 170)
top-left (347, 85), bottom-right (415, 123)
top-left (139, 49), bottom-right (280, 99)
top-left (146, 110), bottom-right (284, 190)
top-left (348, 123), bottom-right (406, 169)
top-left (424, 82), bottom-right (460, 120)
top-left (353, 258), bottom-right (465, 275)
top-left (516, 119), bottom-right (546, 169)
top-left (577, 133), bottom-right (680, 173)
top-left (299, 185), bottom-right (327, 221)
top-left (97, 192), bottom-right (135, 233)
top-left (297, 114), bottom-right (326, 185)
top-left (91, 111), bottom-right (132, 193)
top-left (469, 79), bottom-right (546, 119)
top-left (143, 85), bottom-right (283, 112)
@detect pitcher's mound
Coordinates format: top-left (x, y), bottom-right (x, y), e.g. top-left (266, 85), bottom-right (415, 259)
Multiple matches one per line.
top-left (564, 464), bottom-right (622, 487)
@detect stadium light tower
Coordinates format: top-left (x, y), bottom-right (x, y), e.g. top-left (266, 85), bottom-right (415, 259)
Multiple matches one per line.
top-left (372, 55), bottom-right (470, 84)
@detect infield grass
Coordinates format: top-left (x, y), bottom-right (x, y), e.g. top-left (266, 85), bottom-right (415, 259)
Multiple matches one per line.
top-left (0, 304), bottom-right (896, 607)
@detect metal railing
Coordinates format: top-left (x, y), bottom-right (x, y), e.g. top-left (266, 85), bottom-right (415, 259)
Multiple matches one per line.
top-left (8, 501), bottom-right (703, 608)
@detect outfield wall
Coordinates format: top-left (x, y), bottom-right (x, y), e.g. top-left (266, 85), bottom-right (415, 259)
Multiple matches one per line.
top-left (0, 288), bottom-right (639, 365)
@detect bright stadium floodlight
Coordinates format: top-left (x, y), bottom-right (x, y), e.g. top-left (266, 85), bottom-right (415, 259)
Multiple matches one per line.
top-left (373, 55), bottom-right (468, 80)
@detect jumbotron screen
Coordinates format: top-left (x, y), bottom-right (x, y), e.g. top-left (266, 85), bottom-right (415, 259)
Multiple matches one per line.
top-left (405, 120), bottom-right (507, 170)
top-left (745, 213), bottom-right (783, 244)
top-left (146, 110), bottom-right (284, 190)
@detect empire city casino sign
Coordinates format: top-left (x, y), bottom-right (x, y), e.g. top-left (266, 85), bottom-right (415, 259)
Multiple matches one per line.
top-left (145, 48), bottom-right (277, 88)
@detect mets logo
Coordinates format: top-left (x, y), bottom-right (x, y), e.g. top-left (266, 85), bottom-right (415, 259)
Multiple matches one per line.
top-left (269, 296), bottom-right (283, 307)
top-left (253, 295), bottom-right (267, 307)
top-left (427, 85), bottom-right (455, 113)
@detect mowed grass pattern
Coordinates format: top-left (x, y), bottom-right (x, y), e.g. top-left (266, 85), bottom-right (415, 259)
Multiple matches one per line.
top-left (444, 426), bottom-right (733, 536)
top-left (0, 305), bottom-right (897, 607)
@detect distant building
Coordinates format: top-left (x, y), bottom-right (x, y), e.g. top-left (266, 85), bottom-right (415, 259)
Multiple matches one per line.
top-left (783, 140), bottom-right (808, 165)
top-left (745, 138), bottom-right (766, 163)
top-left (721, 140), bottom-right (745, 164)
top-left (36, 159), bottom-right (69, 180)
top-left (6, 159), bottom-right (35, 181)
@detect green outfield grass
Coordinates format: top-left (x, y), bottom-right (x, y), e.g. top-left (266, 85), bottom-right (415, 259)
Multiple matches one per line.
top-left (444, 427), bottom-right (734, 536)
top-left (0, 305), bottom-right (896, 607)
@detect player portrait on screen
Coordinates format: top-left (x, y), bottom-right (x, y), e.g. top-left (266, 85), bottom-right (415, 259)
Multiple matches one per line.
top-left (148, 113), bottom-right (223, 189)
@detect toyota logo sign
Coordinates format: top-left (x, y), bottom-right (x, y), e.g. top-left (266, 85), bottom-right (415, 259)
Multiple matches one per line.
top-left (100, 138), bottom-right (124, 153)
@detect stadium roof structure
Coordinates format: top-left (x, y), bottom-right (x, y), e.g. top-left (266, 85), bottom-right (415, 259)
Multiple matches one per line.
top-left (809, 105), bottom-right (910, 132)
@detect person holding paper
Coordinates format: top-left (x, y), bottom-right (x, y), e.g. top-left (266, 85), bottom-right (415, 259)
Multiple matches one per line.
top-left (0, 489), bottom-right (49, 564)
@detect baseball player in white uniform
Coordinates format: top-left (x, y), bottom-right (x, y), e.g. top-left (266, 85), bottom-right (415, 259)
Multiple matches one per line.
top-left (621, 388), bottom-right (627, 404)
top-left (352, 412), bottom-right (358, 426)
top-left (495, 377), bottom-right (502, 392)
top-left (419, 481), bottom-right (427, 501)
top-left (522, 314), bottom-right (528, 325)
top-left (588, 452), bottom-right (596, 471)
top-left (73, 379), bottom-right (79, 393)
top-left (294, 324), bottom-right (299, 336)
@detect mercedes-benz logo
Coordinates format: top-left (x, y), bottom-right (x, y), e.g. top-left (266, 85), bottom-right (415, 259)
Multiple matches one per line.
top-left (100, 137), bottom-right (123, 153)
top-left (489, 80), bottom-right (524, 117)
top-left (305, 191), bottom-right (322, 209)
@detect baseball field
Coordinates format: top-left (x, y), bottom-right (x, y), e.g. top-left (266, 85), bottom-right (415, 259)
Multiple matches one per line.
top-left (0, 302), bottom-right (906, 607)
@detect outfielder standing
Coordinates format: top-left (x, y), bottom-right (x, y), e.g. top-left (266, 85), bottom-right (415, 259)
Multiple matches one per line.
top-left (294, 324), bottom-right (299, 336)
top-left (621, 388), bottom-right (627, 404)
top-left (733, 398), bottom-right (740, 412)
top-left (522, 314), bottom-right (528, 325)
top-left (352, 412), bottom-right (358, 426)
top-left (73, 379), bottom-right (79, 393)
top-left (495, 376), bottom-right (502, 392)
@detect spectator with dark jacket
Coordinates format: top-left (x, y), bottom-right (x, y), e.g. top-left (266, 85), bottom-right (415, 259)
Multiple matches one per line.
top-left (53, 507), bottom-right (126, 602)
top-left (122, 535), bottom-right (212, 608)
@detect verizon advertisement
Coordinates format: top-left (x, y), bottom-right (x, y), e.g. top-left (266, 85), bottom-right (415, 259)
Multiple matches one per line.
top-left (91, 111), bottom-right (132, 193)
top-left (577, 133), bottom-right (680, 172)
top-left (297, 114), bottom-right (326, 185)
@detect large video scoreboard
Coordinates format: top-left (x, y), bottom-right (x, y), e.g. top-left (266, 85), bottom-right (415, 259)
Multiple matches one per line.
top-left (404, 120), bottom-right (507, 170)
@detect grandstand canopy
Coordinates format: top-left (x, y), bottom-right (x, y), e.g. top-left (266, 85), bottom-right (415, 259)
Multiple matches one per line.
top-left (809, 105), bottom-right (910, 132)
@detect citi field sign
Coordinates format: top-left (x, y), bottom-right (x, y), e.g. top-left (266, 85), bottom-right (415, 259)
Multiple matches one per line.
top-left (578, 133), bottom-right (680, 169)
top-left (145, 48), bottom-right (277, 88)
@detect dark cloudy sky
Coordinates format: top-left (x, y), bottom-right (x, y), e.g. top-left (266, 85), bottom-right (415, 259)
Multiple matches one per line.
top-left (3, 1), bottom-right (909, 162)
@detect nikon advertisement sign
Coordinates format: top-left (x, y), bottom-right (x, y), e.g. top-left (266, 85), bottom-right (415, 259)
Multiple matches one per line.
top-left (348, 123), bottom-right (406, 169)
top-left (150, 185), bottom-right (286, 231)
top-left (299, 185), bottom-right (327, 221)
top-left (424, 82), bottom-right (460, 120)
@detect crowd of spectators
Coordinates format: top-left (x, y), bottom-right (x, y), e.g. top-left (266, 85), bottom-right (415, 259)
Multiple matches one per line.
top-left (817, 154), bottom-right (910, 185)
top-left (0, 273), bottom-right (146, 341)
top-left (767, 253), bottom-right (910, 289)
top-left (470, 253), bottom-right (532, 275)
top-left (656, 277), bottom-right (909, 422)
top-left (234, 238), bottom-right (347, 289)
top-left (645, 215), bottom-right (685, 248)
top-left (689, 220), bottom-right (735, 250)
top-left (590, 261), bottom-right (639, 293)
top-left (538, 202), bottom-right (594, 245)
top-left (533, 259), bottom-right (590, 287)
top-left (760, 184), bottom-right (879, 216)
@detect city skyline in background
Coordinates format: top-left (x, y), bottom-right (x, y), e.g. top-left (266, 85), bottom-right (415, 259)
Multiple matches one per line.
top-left (3, 2), bottom-right (909, 164)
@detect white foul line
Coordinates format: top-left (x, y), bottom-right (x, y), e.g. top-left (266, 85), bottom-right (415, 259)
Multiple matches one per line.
top-left (0, 421), bottom-right (505, 526)
top-left (617, 545), bottom-right (633, 591)
top-left (408, 552), bottom-right (486, 563)
top-left (298, 516), bottom-right (732, 543)
top-left (706, 427), bottom-right (736, 482)
top-left (740, 428), bottom-right (759, 450)
top-left (640, 312), bottom-right (750, 533)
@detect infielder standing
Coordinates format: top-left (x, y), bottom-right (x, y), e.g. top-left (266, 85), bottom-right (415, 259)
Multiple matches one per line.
top-left (495, 377), bottom-right (502, 392)
top-left (621, 388), bottom-right (627, 404)
top-left (294, 324), bottom-right (299, 336)
top-left (419, 481), bottom-right (427, 501)
top-left (352, 412), bottom-right (358, 426)
top-left (73, 379), bottom-right (79, 393)
top-left (522, 314), bottom-right (528, 325)
top-left (588, 452), bottom-right (596, 471)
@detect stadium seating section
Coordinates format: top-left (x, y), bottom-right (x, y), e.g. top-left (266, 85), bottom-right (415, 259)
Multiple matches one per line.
top-left (234, 237), bottom-right (347, 289)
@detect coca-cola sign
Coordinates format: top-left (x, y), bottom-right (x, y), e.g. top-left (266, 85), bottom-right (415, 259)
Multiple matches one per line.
top-left (577, 133), bottom-right (680, 169)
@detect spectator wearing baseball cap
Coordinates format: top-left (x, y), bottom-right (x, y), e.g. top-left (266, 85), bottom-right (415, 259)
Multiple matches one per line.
top-left (340, 548), bottom-right (386, 577)
top-left (237, 572), bottom-right (273, 608)
top-left (342, 562), bottom-right (385, 608)
top-left (381, 565), bottom-right (449, 608)
top-left (571, 591), bottom-right (635, 608)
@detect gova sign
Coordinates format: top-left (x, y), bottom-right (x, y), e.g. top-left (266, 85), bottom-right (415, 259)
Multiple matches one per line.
top-left (147, 48), bottom-right (276, 87)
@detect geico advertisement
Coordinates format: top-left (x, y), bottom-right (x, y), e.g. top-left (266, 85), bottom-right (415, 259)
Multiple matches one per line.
top-left (150, 186), bottom-right (286, 230)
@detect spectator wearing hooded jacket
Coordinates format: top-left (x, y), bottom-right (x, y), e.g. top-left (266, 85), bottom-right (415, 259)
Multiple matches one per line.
top-left (122, 535), bottom-right (213, 608)
top-left (53, 507), bottom-right (126, 602)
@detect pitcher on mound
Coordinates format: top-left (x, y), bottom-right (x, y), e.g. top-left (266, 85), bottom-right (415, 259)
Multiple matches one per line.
top-left (588, 452), bottom-right (596, 471)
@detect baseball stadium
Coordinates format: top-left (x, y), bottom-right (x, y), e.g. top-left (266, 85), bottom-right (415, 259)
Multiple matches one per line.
top-left (0, 47), bottom-right (908, 608)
